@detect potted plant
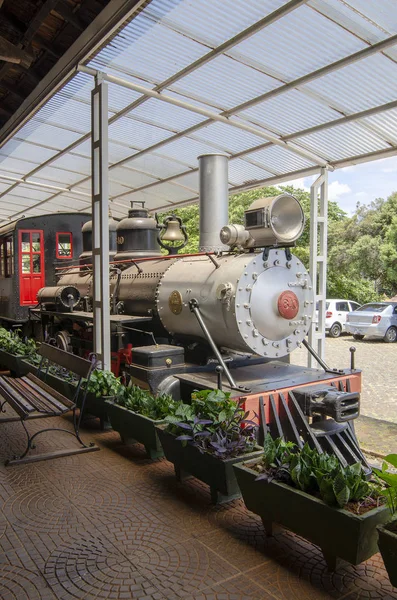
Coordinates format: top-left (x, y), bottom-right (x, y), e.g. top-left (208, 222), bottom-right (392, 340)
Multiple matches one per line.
top-left (0, 327), bottom-right (37, 376)
top-left (105, 385), bottom-right (177, 459)
top-left (374, 454), bottom-right (397, 587)
top-left (156, 389), bottom-right (263, 504)
top-left (81, 369), bottom-right (122, 429)
top-left (233, 435), bottom-right (390, 570)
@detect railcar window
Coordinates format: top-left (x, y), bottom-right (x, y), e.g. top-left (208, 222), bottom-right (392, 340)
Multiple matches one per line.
top-left (31, 232), bottom-right (41, 252)
top-left (22, 255), bottom-right (30, 273)
top-left (5, 237), bottom-right (13, 277)
top-left (0, 241), bottom-right (3, 277)
top-left (56, 232), bottom-right (73, 259)
top-left (21, 232), bottom-right (30, 252)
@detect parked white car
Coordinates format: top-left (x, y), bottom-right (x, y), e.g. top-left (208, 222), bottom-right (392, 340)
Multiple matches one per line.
top-left (315, 299), bottom-right (361, 338)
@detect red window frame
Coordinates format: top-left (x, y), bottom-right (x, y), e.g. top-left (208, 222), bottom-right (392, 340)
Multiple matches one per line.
top-left (56, 232), bottom-right (73, 259)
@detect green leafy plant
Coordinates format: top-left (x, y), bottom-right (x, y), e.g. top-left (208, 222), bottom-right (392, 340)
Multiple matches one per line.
top-left (86, 369), bottom-right (122, 398)
top-left (257, 435), bottom-right (381, 510)
top-left (165, 390), bottom-right (258, 459)
top-left (115, 384), bottom-right (177, 420)
top-left (374, 454), bottom-right (397, 516)
top-left (0, 327), bottom-right (37, 357)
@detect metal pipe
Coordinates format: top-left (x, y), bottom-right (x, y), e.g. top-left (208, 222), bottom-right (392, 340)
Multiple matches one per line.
top-left (198, 154), bottom-right (229, 253)
top-left (55, 251), bottom-right (216, 270)
top-left (189, 298), bottom-right (238, 390)
top-left (302, 338), bottom-right (330, 372)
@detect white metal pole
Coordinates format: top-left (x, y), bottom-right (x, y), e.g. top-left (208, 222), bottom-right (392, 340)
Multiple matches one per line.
top-left (91, 73), bottom-right (110, 371)
top-left (308, 167), bottom-right (328, 366)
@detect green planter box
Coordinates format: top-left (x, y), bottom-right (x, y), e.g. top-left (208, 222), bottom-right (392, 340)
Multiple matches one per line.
top-left (156, 425), bottom-right (263, 504)
top-left (0, 349), bottom-right (31, 377)
top-left (78, 393), bottom-right (113, 429)
top-left (377, 522), bottom-right (397, 588)
top-left (233, 459), bottom-right (390, 570)
top-left (105, 401), bottom-right (165, 459)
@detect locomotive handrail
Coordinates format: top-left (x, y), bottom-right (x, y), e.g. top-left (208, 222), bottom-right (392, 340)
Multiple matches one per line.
top-left (54, 251), bottom-right (216, 270)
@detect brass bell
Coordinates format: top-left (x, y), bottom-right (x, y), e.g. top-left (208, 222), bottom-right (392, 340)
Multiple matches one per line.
top-left (160, 218), bottom-right (185, 242)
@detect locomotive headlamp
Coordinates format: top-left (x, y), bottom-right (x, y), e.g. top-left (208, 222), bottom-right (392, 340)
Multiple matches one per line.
top-left (221, 193), bottom-right (305, 250)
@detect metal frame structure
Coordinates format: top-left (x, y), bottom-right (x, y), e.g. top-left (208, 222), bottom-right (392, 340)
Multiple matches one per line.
top-left (308, 168), bottom-right (328, 363)
top-left (91, 75), bottom-right (110, 370)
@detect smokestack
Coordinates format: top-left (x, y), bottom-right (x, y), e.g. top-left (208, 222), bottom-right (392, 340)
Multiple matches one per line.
top-left (198, 153), bottom-right (229, 252)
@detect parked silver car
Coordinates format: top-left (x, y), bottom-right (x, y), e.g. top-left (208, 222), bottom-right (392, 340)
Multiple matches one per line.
top-left (345, 302), bottom-right (397, 342)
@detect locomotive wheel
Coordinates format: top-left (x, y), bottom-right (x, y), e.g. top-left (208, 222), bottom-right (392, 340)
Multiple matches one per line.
top-left (353, 334), bottom-right (364, 341)
top-left (384, 327), bottom-right (397, 343)
top-left (55, 330), bottom-right (72, 352)
top-left (328, 323), bottom-right (342, 338)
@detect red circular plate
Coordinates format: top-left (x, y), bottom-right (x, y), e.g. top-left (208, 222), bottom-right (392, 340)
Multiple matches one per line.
top-left (277, 290), bottom-right (299, 319)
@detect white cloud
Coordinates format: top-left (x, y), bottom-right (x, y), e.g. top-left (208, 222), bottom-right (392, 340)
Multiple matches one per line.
top-left (328, 181), bottom-right (351, 200)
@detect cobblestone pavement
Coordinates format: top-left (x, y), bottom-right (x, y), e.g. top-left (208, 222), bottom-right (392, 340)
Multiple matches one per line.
top-left (0, 412), bottom-right (395, 600)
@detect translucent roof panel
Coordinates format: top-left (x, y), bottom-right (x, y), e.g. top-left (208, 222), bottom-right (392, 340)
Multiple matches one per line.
top-left (304, 55), bottom-right (397, 114)
top-left (87, 10), bottom-right (209, 83)
top-left (361, 108), bottom-right (397, 146)
top-left (244, 145), bottom-right (317, 175)
top-left (239, 90), bottom-right (342, 136)
top-left (296, 122), bottom-right (390, 162)
top-left (146, 0), bottom-right (287, 47)
top-left (171, 55), bottom-right (281, 110)
top-left (233, 4), bottom-right (366, 81)
top-left (0, 0), bottom-right (396, 223)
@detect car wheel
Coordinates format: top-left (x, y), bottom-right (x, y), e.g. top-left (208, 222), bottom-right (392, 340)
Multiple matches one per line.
top-left (384, 327), bottom-right (397, 343)
top-left (353, 334), bottom-right (365, 341)
top-left (328, 323), bottom-right (342, 338)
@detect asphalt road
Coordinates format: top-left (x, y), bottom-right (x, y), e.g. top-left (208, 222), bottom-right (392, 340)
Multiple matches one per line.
top-left (292, 334), bottom-right (397, 425)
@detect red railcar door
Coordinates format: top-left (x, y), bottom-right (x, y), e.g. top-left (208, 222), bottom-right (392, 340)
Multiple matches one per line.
top-left (19, 230), bottom-right (45, 306)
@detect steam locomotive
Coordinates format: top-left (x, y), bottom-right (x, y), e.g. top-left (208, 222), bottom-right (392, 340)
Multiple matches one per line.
top-left (32, 154), bottom-right (366, 471)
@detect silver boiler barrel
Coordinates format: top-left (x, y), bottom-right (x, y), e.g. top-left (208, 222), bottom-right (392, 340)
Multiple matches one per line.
top-left (156, 250), bottom-right (314, 358)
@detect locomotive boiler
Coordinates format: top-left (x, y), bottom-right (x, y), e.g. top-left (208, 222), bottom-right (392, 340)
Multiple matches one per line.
top-left (37, 154), bottom-right (366, 471)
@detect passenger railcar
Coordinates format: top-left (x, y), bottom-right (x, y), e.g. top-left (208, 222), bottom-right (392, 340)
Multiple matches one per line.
top-left (0, 213), bottom-right (90, 324)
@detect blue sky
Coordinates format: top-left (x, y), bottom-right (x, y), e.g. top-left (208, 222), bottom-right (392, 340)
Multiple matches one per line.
top-left (285, 155), bottom-right (397, 215)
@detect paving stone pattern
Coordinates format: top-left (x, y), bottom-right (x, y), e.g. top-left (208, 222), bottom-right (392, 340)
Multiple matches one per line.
top-left (0, 411), bottom-right (395, 600)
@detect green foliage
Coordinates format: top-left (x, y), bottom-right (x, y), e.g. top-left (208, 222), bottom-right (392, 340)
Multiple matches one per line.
top-left (86, 369), bottom-right (122, 398)
top-left (373, 454), bottom-right (397, 516)
top-left (0, 327), bottom-right (37, 356)
top-left (165, 388), bottom-right (238, 434)
top-left (327, 192), bottom-right (397, 297)
top-left (262, 434), bottom-right (296, 470)
top-left (258, 435), bottom-right (379, 509)
top-left (164, 389), bottom-right (257, 458)
top-left (115, 384), bottom-right (177, 420)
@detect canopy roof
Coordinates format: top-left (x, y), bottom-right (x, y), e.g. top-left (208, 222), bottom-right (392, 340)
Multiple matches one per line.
top-left (0, 0), bottom-right (396, 222)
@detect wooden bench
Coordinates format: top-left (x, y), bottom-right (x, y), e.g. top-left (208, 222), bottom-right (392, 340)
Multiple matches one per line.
top-left (0, 343), bottom-right (99, 466)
